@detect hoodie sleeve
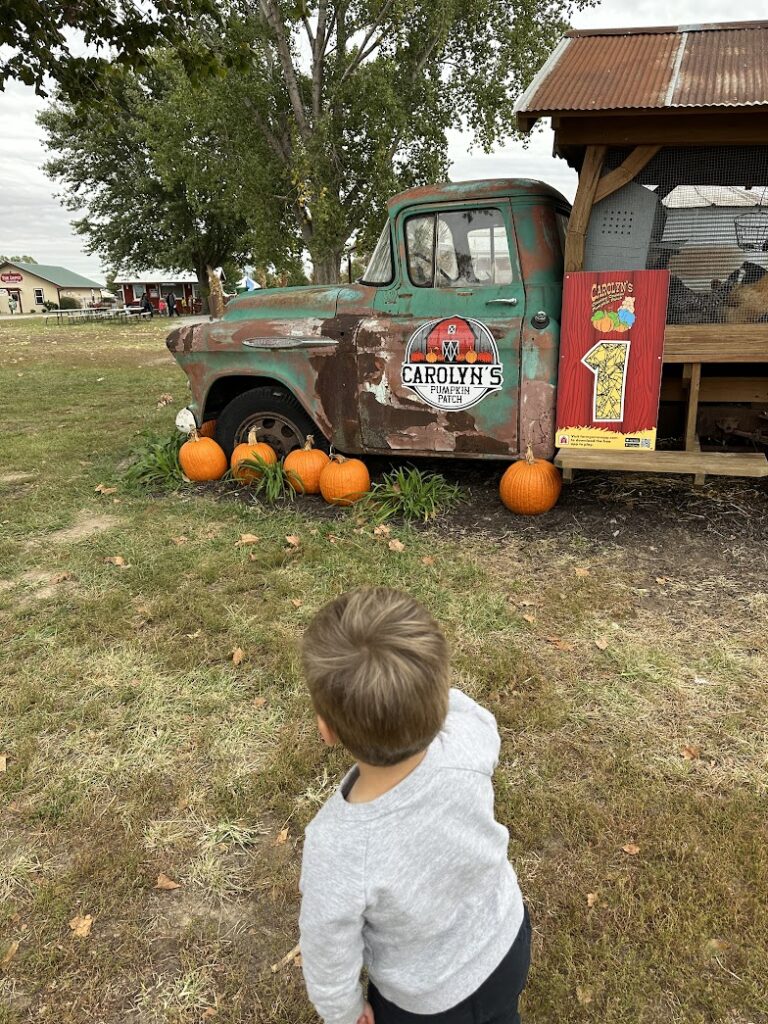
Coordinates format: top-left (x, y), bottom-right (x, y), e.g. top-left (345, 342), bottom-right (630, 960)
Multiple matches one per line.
top-left (299, 821), bottom-right (367, 1024)
top-left (444, 688), bottom-right (501, 773)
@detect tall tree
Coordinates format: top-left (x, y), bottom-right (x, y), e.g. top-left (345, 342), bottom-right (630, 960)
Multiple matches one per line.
top-left (0, 255), bottom-right (37, 264)
top-left (39, 49), bottom-right (303, 305)
top-left (227, 0), bottom-right (591, 282)
top-left (0, 0), bottom-right (221, 98)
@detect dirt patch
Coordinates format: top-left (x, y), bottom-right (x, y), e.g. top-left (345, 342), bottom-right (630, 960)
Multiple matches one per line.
top-left (45, 513), bottom-right (120, 545)
top-left (0, 471), bottom-right (36, 484)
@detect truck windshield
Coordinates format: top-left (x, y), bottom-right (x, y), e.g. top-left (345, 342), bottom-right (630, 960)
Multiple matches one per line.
top-left (361, 224), bottom-right (393, 285)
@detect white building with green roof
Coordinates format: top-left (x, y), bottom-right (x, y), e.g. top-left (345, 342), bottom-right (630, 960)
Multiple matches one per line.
top-left (0, 260), bottom-right (104, 314)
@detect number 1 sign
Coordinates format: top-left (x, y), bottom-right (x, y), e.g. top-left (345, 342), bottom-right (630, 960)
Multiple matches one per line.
top-left (555, 270), bottom-right (669, 451)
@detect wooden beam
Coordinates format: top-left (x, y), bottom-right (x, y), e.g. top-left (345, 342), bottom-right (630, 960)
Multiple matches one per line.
top-left (593, 145), bottom-right (661, 203)
top-left (553, 112), bottom-right (768, 147)
top-left (554, 449), bottom-right (768, 479)
top-left (684, 362), bottom-right (702, 451)
top-left (660, 376), bottom-right (768, 403)
top-left (663, 327), bottom-right (768, 363)
top-left (564, 144), bottom-right (606, 273)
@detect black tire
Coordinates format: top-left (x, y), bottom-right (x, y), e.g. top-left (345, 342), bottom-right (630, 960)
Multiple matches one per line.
top-left (214, 386), bottom-right (325, 459)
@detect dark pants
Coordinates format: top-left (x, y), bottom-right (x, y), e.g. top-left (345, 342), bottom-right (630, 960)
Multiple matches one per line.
top-left (168, 305), bottom-right (178, 317)
top-left (368, 907), bottom-right (531, 1024)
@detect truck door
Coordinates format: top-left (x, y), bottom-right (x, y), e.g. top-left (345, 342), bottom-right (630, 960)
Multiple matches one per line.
top-left (357, 202), bottom-right (525, 455)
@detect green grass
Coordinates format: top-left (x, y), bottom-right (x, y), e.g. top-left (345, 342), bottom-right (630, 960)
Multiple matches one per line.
top-left (1, 318), bottom-right (767, 1024)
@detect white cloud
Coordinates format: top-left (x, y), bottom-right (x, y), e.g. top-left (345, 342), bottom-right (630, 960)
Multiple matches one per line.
top-left (1, 0), bottom-right (765, 276)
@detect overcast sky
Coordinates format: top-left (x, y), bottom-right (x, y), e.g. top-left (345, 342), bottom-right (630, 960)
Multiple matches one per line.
top-left (0, 0), bottom-right (764, 282)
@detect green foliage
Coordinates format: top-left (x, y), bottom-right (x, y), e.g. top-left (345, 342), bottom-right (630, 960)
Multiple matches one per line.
top-left (364, 466), bottom-right (463, 523)
top-left (58, 296), bottom-right (80, 310)
top-left (0, 1), bottom-right (221, 99)
top-left (122, 430), bottom-right (183, 492)
top-left (0, 254), bottom-right (36, 264)
top-left (38, 43), bottom-right (303, 290)
top-left (236, 457), bottom-right (296, 504)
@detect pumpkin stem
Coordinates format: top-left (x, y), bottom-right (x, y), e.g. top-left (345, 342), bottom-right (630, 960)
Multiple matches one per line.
top-left (304, 435), bottom-right (315, 450)
top-left (190, 428), bottom-right (200, 442)
top-left (247, 427), bottom-right (259, 445)
top-left (332, 453), bottom-right (347, 464)
top-left (525, 444), bottom-right (536, 465)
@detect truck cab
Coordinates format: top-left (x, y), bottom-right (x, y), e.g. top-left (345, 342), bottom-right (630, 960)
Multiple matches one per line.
top-left (167, 179), bottom-right (569, 460)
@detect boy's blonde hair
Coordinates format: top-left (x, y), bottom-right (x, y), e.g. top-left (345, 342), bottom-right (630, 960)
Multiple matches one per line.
top-left (302, 587), bottom-right (450, 766)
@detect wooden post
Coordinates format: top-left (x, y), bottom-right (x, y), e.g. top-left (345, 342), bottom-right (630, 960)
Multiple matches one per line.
top-left (564, 145), bottom-right (606, 273)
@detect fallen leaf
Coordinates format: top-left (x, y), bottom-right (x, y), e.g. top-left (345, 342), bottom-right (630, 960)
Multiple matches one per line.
top-left (622, 843), bottom-right (640, 856)
top-left (574, 567), bottom-right (591, 577)
top-left (94, 483), bottom-right (117, 495)
top-left (681, 744), bottom-right (701, 760)
top-left (594, 637), bottom-right (609, 650)
top-left (253, 697), bottom-right (267, 708)
top-left (50, 572), bottom-right (71, 584)
top-left (8, 800), bottom-right (20, 812)
top-left (103, 555), bottom-right (130, 568)
top-left (546, 636), bottom-right (575, 652)
top-left (68, 914), bottom-right (93, 938)
top-left (705, 938), bottom-right (729, 953)
top-left (1, 939), bottom-right (20, 966)
top-left (285, 535), bottom-right (301, 547)
top-left (421, 556), bottom-right (435, 566)
top-left (576, 985), bottom-right (593, 1006)
top-left (373, 524), bottom-right (391, 537)
top-left (275, 828), bottom-right (289, 845)
top-left (0, 753), bottom-right (7, 773)
top-left (231, 647), bottom-right (245, 666)
top-left (185, 630), bottom-right (202, 640)
top-left (156, 393), bottom-right (174, 408)
top-left (522, 614), bottom-right (536, 624)
top-left (171, 535), bottom-right (188, 546)
top-left (249, 552), bottom-right (258, 561)
top-left (586, 892), bottom-right (599, 908)
top-left (236, 533), bottom-right (260, 546)
top-left (202, 1009), bottom-right (218, 1020)
top-left (388, 539), bottom-right (405, 553)
top-left (155, 873), bottom-right (181, 891)
top-left (655, 577), bottom-right (669, 585)
top-left (291, 599), bottom-right (303, 608)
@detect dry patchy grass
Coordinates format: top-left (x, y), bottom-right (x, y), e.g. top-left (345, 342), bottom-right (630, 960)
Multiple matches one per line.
top-left (1, 319), bottom-right (767, 1024)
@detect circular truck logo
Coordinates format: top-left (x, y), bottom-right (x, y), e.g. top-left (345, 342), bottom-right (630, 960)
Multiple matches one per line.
top-left (401, 316), bottom-right (503, 411)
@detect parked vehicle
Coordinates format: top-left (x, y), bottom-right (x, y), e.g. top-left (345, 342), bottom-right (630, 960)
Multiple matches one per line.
top-left (168, 179), bottom-right (568, 461)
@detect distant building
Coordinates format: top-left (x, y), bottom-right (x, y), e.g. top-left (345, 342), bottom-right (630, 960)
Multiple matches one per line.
top-left (113, 271), bottom-right (200, 312)
top-left (0, 261), bottom-right (104, 313)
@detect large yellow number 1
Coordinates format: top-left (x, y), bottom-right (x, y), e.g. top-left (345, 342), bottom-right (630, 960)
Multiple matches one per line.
top-left (582, 341), bottom-right (630, 421)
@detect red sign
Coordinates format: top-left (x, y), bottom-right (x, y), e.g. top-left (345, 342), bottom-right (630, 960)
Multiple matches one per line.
top-left (1, 272), bottom-right (23, 283)
top-left (556, 270), bottom-right (669, 451)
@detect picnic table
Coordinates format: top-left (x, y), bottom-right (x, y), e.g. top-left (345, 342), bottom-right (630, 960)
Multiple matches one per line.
top-left (45, 306), bottom-right (145, 325)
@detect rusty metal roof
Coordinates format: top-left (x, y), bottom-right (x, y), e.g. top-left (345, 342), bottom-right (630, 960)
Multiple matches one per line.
top-left (515, 21), bottom-right (768, 123)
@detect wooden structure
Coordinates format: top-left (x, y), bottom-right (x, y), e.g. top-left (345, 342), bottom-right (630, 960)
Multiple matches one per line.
top-left (516, 20), bottom-right (768, 482)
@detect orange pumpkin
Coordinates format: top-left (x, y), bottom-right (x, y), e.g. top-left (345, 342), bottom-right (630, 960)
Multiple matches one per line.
top-left (230, 429), bottom-right (278, 482)
top-left (179, 431), bottom-right (228, 482)
top-left (198, 419), bottom-right (217, 438)
top-left (319, 454), bottom-right (371, 506)
top-left (465, 350), bottom-right (478, 364)
top-left (284, 435), bottom-right (329, 494)
top-left (499, 444), bottom-right (562, 515)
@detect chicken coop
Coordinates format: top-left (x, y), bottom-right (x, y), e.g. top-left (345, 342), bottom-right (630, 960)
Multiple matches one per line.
top-left (516, 20), bottom-right (768, 482)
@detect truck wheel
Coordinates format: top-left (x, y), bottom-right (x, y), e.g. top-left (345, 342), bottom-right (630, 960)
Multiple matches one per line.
top-left (214, 387), bottom-right (324, 459)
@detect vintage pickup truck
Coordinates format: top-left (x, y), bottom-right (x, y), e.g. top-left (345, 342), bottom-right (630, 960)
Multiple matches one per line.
top-left (167, 179), bottom-right (569, 461)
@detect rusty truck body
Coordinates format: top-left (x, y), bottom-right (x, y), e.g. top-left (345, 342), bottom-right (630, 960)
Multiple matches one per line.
top-left (167, 179), bottom-right (568, 461)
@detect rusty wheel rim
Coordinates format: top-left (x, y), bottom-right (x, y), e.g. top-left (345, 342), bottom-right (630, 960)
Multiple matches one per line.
top-left (235, 413), bottom-right (304, 458)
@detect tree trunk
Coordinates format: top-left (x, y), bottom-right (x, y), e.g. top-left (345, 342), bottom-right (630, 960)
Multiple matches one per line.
top-left (196, 262), bottom-right (210, 315)
top-left (312, 251), bottom-right (343, 285)
top-left (206, 264), bottom-right (226, 318)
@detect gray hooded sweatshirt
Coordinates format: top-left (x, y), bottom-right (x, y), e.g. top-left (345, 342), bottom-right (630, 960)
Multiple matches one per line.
top-left (299, 689), bottom-right (524, 1024)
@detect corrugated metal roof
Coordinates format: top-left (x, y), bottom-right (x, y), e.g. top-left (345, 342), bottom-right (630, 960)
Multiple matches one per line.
top-left (663, 185), bottom-right (768, 207)
top-left (1, 261), bottom-right (104, 289)
top-left (515, 21), bottom-right (768, 120)
top-left (113, 270), bottom-right (199, 284)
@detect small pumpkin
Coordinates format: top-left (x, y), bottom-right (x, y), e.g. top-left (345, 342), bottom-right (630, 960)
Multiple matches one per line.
top-left (284, 435), bottom-right (330, 494)
top-left (179, 430), bottom-right (228, 482)
top-left (198, 419), bottom-right (217, 438)
top-left (319, 454), bottom-right (371, 506)
top-left (499, 444), bottom-right (562, 515)
top-left (230, 429), bottom-right (277, 482)
top-left (477, 352), bottom-right (493, 364)
top-left (465, 350), bottom-right (478, 363)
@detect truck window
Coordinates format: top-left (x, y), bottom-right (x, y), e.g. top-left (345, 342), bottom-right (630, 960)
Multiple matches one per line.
top-left (405, 208), bottom-right (514, 288)
top-left (361, 223), bottom-right (394, 285)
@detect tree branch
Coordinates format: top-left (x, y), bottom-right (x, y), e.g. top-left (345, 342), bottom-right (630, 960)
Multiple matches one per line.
top-left (338, 0), bottom-right (396, 84)
top-left (259, 0), bottom-right (308, 137)
top-left (312, 0), bottom-right (327, 122)
top-left (243, 93), bottom-right (292, 166)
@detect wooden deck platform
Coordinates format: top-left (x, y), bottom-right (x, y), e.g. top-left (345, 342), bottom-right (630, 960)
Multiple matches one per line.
top-left (555, 449), bottom-right (768, 482)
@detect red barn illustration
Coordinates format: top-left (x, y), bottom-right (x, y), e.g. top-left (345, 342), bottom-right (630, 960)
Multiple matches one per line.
top-left (426, 316), bottom-right (475, 362)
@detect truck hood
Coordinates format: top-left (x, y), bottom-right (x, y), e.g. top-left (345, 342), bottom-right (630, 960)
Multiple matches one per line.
top-left (222, 284), bottom-right (346, 321)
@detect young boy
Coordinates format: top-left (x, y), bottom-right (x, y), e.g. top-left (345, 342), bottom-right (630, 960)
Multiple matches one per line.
top-left (299, 587), bottom-right (530, 1024)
